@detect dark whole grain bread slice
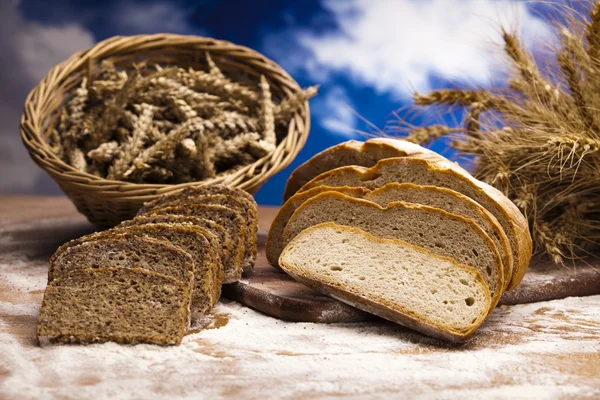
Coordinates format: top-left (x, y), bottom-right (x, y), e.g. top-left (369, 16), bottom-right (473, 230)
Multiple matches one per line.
top-left (283, 138), bottom-right (440, 201)
top-left (37, 268), bottom-right (191, 346)
top-left (50, 224), bottom-right (221, 314)
top-left (50, 236), bottom-right (195, 285)
top-left (143, 194), bottom-right (257, 273)
top-left (297, 156), bottom-right (532, 290)
top-left (119, 214), bottom-right (232, 285)
top-left (282, 192), bottom-right (504, 311)
top-left (280, 223), bottom-right (491, 342)
top-left (146, 204), bottom-right (246, 283)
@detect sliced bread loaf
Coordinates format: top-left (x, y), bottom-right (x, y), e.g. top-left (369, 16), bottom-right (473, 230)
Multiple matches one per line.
top-left (279, 223), bottom-right (491, 342)
top-left (118, 214), bottom-right (230, 286)
top-left (50, 224), bottom-right (221, 314)
top-left (146, 204), bottom-right (246, 283)
top-left (37, 268), bottom-right (191, 346)
top-left (297, 156), bottom-right (532, 290)
top-left (143, 194), bottom-right (257, 273)
top-left (283, 138), bottom-right (440, 201)
top-left (50, 236), bottom-right (195, 285)
top-left (282, 192), bottom-right (504, 309)
top-left (268, 183), bottom-right (513, 289)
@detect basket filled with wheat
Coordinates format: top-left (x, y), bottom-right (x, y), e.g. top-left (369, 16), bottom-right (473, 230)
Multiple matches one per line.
top-left (20, 34), bottom-right (316, 228)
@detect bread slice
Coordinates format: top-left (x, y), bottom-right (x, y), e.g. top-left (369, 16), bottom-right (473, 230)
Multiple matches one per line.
top-left (266, 186), bottom-right (371, 267)
top-left (268, 183), bottom-right (513, 290)
top-left (146, 204), bottom-right (246, 283)
top-left (143, 194), bottom-right (257, 273)
top-left (298, 156), bottom-right (532, 290)
top-left (37, 268), bottom-right (191, 346)
top-left (283, 138), bottom-right (439, 201)
top-left (50, 224), bottom-right (221, 314)
top-left (279, 223), bottom-right (491, 342)
top-left (119, 214), bottom-right (231, 289)
top-left (282, 192), bottom-right (504, 309)
top-left (50, 236), bottom-right (195, 285)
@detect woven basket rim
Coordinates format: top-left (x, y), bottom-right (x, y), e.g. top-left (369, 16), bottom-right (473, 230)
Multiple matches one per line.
top-left (20, 33), bottom-right (311, 196)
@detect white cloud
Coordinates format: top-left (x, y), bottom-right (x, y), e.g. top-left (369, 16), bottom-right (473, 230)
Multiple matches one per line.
top-left (0, 0), bottom-right (95, 193)
top-left (313, 87), bottom-right (359, 138)
top-left (269, 0), bottom-right (554, 98)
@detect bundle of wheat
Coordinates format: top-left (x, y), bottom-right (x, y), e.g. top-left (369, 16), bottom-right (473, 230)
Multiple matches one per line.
top-left (49, 55), bottom-right (317, 185)
top-left (394, 3), bottom-right (600, 264)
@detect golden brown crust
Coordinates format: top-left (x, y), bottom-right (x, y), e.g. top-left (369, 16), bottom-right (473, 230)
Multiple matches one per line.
top-left (280, 222), bottom-right (491, 342)
top-left (298, 156), bottom-right (532, 290)
top-left (282, 191), bottom-right (504, 310)
top-left (283, 138), bottom-right (437, 201)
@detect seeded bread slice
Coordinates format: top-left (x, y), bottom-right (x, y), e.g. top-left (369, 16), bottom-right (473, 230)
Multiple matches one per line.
top-left (143, 194), bottom-right (257, 273)
top-left (118, 214), bottom-right (229, 288)
top-left (37, 268), bottom-right (191, 346)
top-left (298, 157), bottom-right (532, 290)
top-left (267, 182), bottom-right (513, 290)
top-left (282, 192), bottom-right (504, 310)
top-left (146, 204), bottom-right (246, 283)
top-left (280, 223), bottom-right (491, 342)
top-left (50, 224), bottom-right (221, 314)
top-left (283, 138), bottom-right (440, 201)
top-left (50, 236), bottom-right (195, 285)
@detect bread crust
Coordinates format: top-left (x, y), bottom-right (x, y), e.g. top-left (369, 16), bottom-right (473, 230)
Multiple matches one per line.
top-left (280, 223), bottom-right (491, 342)
top-left (282, 191), bottom-right (505, 310)
top-left (283, 138), bottom-right (438, 201)
top-left (298, 156), bottom-right (532, 290)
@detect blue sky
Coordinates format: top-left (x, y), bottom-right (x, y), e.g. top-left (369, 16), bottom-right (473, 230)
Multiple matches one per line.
top-left (0, 0), bottom-right (564, 204)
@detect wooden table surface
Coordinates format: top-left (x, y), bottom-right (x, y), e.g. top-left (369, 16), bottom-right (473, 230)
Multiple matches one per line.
top-left (1, 196), bottom-right (599, 400)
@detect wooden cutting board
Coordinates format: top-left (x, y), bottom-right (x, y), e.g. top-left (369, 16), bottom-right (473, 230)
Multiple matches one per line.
top-left (222, 232), bottom-right (600, 323)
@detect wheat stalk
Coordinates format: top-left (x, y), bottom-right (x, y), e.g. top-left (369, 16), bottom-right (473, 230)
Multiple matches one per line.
top-left (394, 2), bottom-right (600, 263)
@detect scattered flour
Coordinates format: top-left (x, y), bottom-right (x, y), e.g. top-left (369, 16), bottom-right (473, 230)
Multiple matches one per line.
top-left (1, 217), bottom-right (599, 399)
top-left (1, 279), bottom-right (599, 400)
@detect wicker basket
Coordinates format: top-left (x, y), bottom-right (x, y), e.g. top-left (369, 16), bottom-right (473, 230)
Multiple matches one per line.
top-left (20, 34), bottom-right (311, 229)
